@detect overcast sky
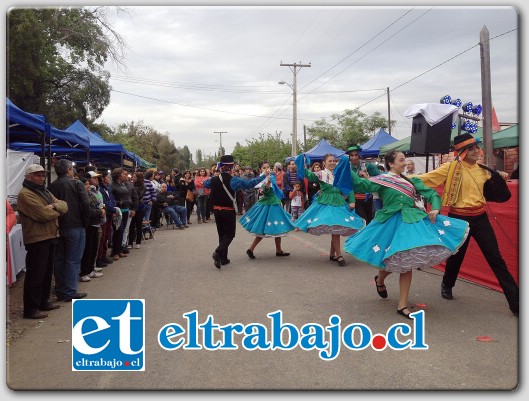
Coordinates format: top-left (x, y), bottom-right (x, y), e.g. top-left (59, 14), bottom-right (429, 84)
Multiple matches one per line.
top-left (3, 3), bottom-right (520, 160)
top-left (94, 5), bottom-right (518, 158)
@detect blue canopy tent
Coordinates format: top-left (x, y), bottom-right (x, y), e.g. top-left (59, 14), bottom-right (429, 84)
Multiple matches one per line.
top-left (66, 120), bottom-right (139, 168)
top-left (359, 128), bottom-right (398, 158)
top-left (7, 98), bottom-right (91, 179)
top-left (8, 119), bottom-right (141, 170)
top-left (7, 99), bottom-right (90, 149)
top-left (304, 139), bottom-right (346, 162)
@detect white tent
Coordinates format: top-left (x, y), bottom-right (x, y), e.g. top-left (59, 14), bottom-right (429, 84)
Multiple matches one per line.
top-left (6, 149), bottom-right (39, 204)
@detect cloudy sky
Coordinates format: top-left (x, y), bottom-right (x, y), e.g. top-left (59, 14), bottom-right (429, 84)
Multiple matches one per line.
top-left (4, 2), bottom-right (520, 160)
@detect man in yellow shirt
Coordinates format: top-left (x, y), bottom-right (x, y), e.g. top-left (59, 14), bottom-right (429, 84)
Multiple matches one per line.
top-left (418, 133), bottom-right (518, 316)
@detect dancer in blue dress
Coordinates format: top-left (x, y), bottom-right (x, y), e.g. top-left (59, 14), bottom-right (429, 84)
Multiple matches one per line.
top-left (344, 150), bottom-right (469, 319)
top-left (294, 153), bottom-right (365, 266)
top-left (240, 161), bottom-right (295, 258)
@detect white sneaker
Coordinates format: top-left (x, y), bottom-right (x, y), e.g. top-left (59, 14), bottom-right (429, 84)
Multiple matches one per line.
top-left (88, 271), bottom-right (103, 278)
top-left (127, 244), bottom-right (133, 249)
top-left (135, 244), bottom-right (140, 249)
top-left (79, 275), bottom-right (91, 282)
top-left (93, 267), bottom-right (103, 272)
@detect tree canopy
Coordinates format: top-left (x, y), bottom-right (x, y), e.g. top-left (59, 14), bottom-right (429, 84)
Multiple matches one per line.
top-left (306, 109), bottom-right (396, 150)
top-left (7, 7), bottom-right (126, 128)
top-left (232, 132), bottom-right (292, 168)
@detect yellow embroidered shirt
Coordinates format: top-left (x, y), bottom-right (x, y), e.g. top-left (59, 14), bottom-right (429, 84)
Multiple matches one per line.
top-left (418, 161), bottom-right (490, 209)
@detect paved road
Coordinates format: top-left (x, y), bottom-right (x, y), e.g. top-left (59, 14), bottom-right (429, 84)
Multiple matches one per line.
top-left (5, 216), bottom-right (519, 391)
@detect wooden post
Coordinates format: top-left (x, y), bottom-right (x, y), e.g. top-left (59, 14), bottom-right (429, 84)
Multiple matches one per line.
top-left (480, 25), bottom-right (493, 167)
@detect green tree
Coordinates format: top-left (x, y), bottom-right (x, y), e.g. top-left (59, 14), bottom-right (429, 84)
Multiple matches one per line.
top-left (363, 111), bottom-right (393, 136)
top-left (156, 137), bottom-right (179, 173)
top-left (7, 7), bottom-right (126, 127)
top-left (194, 149), bottom-right (204, 167)
top-left (232, 132), bottom-right (291, 168)
top-left (306, 109), bottom-right (396, 149)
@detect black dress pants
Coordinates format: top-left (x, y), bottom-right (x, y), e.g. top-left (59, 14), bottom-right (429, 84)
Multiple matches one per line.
top-left (355, 197), bottom-right (374, 224)
top-left (444, 212), bottom-right (519, 314)
top-left (213, 209), bottom-right (236, 261)
top-left (23, 239), bottom-right (57, 316)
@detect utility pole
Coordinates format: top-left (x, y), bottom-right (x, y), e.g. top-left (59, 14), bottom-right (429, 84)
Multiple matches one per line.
top-left (214, 131), bottom-right (227, 156)
top-left (387, 87), bottom-right (392, 135)
top-left (303, 124), bottom-right (307, 152)
top-left (480, 26), bottom-right (493, 167)
top-left (280, 61), bottom-right (311, 156)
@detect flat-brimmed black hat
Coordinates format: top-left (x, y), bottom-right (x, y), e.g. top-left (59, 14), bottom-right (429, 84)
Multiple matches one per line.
top-left (219, 155), bottom-right (235, 165)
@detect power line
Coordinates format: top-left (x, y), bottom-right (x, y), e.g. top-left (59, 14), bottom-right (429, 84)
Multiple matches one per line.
top-left (298, 8), bottom-right (432, 100)
top-left (110, 89), bottom-right (294, 120)
top-left (298, 8), bottom-right (417, 93)
top-left (355, 28), bottom-right (517, 111)
top-left (110, 75), bottom-right (283, 94)
top-left (109, 75), bottom-right (386, 96)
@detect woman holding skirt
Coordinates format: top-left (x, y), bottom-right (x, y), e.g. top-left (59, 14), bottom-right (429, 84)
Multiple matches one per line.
top-left (240, 161), bottom-right (295, 259)
top-left (294, 153), bottom-right (365, 266)
top-left (344, 150), bottom-right (469, 319)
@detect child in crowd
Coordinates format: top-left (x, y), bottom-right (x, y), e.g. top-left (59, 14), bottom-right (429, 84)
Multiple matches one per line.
top-left (289, 181), bottom-right (305, 221)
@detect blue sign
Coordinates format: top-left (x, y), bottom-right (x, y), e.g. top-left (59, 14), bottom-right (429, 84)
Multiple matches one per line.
top-left (72, 299), bottom-right (145, 371)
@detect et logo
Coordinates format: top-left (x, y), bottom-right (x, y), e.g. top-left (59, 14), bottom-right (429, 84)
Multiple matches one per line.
top-left (72, 299), bottom-right (145, 371)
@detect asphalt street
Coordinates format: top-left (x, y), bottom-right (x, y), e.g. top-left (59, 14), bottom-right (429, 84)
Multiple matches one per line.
top-left (5, 216), bottom-right (520, 392)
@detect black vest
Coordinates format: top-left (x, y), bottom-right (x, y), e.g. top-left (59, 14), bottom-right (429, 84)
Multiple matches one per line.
top-left (209, 173), bottom-right (235, 208)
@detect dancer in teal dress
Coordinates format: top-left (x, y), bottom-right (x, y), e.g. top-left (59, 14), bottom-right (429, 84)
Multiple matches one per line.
top-left (344, 150), bottom-right (469, 319)
top-left (240, 161), bottom-right (295, 259)
top-left (294, 153), bottom-right (365, 266)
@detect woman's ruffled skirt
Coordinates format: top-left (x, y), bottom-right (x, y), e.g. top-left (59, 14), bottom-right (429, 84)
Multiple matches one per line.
top-left (344, 213), bottom-right (469, 273)
top-left (294, 201), bottom-right (365, 236)
top-left (239, 203), bottom-right (296, 237)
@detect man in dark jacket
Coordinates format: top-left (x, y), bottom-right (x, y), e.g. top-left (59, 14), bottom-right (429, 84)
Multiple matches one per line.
top-left (204, 155), bottom-right (268, 269)
top-left (48, 159), bottom-right (90, 302)
top-left (18, 164), bottom-right (68, 318)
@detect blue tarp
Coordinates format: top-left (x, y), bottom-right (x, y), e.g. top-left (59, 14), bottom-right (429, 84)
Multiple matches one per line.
top-left (66, 120), bottom-right (139, 165)
top-left (66, 120), bottom-right (123, 153)
top-left (359, 128), bottom-right (398, 158)
top-left (304, 139), bottom-right (346, 161)
top-left (6, 98), bottom-right (90, 149)
top-left (9, 119), bottom-right (141, 167)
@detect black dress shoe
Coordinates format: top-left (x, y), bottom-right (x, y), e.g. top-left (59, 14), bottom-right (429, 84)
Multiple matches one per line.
top-left (212, 252), bottom-right (221, 269)
top-left (24, 311), bottom-right (48, 319)
top-left (96, 260), bottom-right (108, 267)
top-left (40, 303), bottom-right (61, 311)
top-left (63, 292), bottom-right (88, 302)
top-left (276, 251), bottom-right (290, 257)
top-left (441, 284), bottom-right (453, 300)
top-left (104, 256), bottom-right (114, 264)
top-left (374, 275), bottom-right (388, 299)
top-left (397, 307), bottom-right (412, 319)
top-left (246, 249), bottom-right (256, 259)
top-left (221, 259), bottom-right (230, 265)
